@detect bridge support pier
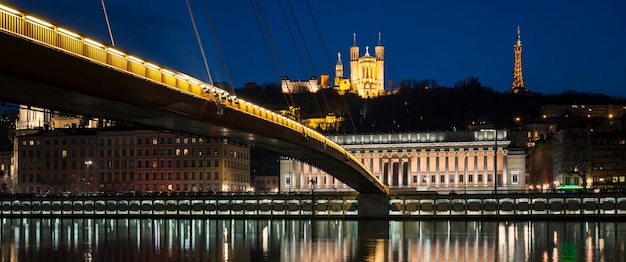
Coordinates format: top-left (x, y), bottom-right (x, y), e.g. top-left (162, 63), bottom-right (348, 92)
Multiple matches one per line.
top-left (358, 194), bottom-right (390, 219)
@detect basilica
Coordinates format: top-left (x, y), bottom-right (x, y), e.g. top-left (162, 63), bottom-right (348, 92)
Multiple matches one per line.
top-left (282, 33), bottom-right (393, 99)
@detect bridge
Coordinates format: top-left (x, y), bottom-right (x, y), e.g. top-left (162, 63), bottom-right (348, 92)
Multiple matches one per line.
top-left (0, 4), bottom-right (387, 203)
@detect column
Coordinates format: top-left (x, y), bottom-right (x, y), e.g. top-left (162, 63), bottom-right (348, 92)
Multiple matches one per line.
top-left (407, 151), bottom-right (412, 188)
top-left (398, 154), bottom-right (404, 188)
top-left (442, 149), bottom-right (450, 187)
top-left (387, 156), bottom-right (392, 187)
top-left (454, 151), bottom-right (459, 188)
top-left (435, 150), bottom-right (440, 188)
top-left (484, 149), bottom-right (489, 187)
top-left (426, 151), bottom-right (431, 188)
top-left (502, 150), bottom-right (508, 187)
top-left (473, 153), bottom-right (479, 188)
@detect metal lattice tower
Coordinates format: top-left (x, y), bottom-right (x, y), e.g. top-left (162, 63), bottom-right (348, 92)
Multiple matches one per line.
top-left (511, 26), bottom-right (526, 93)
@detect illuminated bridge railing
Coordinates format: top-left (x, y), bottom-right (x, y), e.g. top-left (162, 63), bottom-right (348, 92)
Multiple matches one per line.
top-left (0, 4), bottom-right (375, 181)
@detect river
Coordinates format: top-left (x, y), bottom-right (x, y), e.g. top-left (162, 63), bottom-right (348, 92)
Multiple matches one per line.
top-left (0, 218), bottom-right (624, 261)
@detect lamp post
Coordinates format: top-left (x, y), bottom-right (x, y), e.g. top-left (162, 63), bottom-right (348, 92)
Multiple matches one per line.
top-left (481, 129), bottom-right (498, 194)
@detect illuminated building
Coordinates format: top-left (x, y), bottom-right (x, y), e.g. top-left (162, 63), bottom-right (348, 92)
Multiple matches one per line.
top-left (300, 113), bottom-right (344, 133)
top-left (510, 26), bottom-right (528, 94)
top-left (280, 130), bottom-right (526, 193)
top-left (335, 33), bottom-right (386, 98)
top-left (281, 76), bottom-right (320, 94)
top-left (590, 133), bottom-right (626, 191)
top-left (282, 33), bottom-right (391, 101)
top-left (540, 104), bottom-right (626, 122)
top-left (16, 128), bottom-right (250, 193)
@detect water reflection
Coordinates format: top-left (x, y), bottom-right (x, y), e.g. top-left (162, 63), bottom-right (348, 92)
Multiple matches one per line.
top-left (0, 218), bottom-right (624, 261)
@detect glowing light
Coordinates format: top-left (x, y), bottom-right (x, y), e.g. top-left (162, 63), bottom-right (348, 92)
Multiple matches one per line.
top-left (161, 69), bottom-right (175, 76)
top-left (107, 48), bottom-right (125, 57)
top-left (127, 55), bottom-right (144, 64)
top-left (57, 28), bottom-right (80, 39)
top-left (25, 15), bottom-right (53, 28)
top-left (84, 38), bottom-right (104, 49)
top-left (175, 73), bottom-right (189, 80)
top-left (145, 63), bottom-right (160, 70)
top-left (0, 4), bottom-right (21, 15)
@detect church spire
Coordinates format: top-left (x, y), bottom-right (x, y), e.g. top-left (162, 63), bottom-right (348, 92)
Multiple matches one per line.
top-left (511, 26), bottom-right (527, 94)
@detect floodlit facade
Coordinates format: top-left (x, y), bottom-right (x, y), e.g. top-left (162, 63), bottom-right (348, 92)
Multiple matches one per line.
top-left (335, 33), bottom-right (386, 98)
top-left (280, 130), bottom-right (527, 193)
top-left (16, 128), bottom-right (251, 194)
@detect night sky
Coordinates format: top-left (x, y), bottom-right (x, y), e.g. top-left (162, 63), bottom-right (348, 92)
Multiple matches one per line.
top-left (3, 0), bottom-right (626, 97)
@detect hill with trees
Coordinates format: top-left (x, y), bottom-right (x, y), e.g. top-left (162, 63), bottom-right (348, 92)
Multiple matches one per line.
top-left (234, 77), bottom-right (626, 134)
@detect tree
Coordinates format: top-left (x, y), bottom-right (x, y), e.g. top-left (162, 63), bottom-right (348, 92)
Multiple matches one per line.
top-left (553, 128), bottom-right (592, 191)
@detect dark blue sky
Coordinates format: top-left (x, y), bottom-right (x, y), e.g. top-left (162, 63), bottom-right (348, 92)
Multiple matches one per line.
top-left (4, 0), bottom-right (626, 97)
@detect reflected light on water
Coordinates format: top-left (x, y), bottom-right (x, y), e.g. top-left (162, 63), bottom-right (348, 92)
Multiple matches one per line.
top-left (0, 218), bottom-right (625, 261)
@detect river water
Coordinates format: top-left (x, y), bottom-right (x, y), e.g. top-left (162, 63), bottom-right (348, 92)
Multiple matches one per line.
top-left (0, 218), bottom-right (624, 261)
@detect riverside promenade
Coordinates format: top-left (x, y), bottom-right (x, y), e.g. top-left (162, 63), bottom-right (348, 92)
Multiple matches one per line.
top-left (1, 191), bottom-right (625, 220)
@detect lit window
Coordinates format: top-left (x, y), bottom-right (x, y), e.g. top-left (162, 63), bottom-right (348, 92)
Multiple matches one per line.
top-left (511, 172), bottom-right (519, 184)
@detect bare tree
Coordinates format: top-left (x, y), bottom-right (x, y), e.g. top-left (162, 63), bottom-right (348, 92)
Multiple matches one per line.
top-left (553, 128), bottom-right (591, 191)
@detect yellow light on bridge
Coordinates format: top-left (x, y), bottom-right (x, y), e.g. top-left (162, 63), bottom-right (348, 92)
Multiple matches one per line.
top-left (84, 38), bottom-right (105, 49)
top-left (175, 73), bottom-right (189, 80)
top-left (0, 4), bottom-right (21, 15)
top-left (145, 62), bottom-right (160, 70)
top-left (25, 15), bottom-right (53, 28)
top-left (127, 55), bottom-right (144, 64)
top-left (107, 48), bottom-right (126, 57)
top-left (57, 27), bottom-right (80, 39)
top-left (161, 69), bottom-right (175, 76)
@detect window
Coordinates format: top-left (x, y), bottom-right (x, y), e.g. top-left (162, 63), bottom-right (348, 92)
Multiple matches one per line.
top-left (459, 175), bottom-right (464, 183)
top-left (440, 175), bottom-right (445, 183)
top-left (478, 175), bottom-right (483, 182)
top-left (511, 172), bottom-right (519, 184)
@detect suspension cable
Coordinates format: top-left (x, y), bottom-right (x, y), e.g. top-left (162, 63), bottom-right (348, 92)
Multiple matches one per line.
top-left (277, 0), bottom-right (320, 116)
top-left (286, 0), bottom-right (330, 115)
top-left (100, 0), bottom-right (115, 46)
top-left (185, 0), bottom-right (214, 85)
top-left (200, 0), bottom-right (236, 96)
top-left (304, 0), bottom-right (359, 134)
top-left (251, 0), bottom-right (294, 109)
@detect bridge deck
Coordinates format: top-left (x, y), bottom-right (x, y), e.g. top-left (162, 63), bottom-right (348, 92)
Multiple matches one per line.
top-left (0, 4), bottom-right (386, 194)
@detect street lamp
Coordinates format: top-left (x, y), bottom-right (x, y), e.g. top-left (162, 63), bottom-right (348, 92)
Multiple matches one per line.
top-left (481, 129), bottom-right (498, 194)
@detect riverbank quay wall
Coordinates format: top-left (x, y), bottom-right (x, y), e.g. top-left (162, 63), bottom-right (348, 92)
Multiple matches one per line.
top-left (1, 192), bottom-right (625, 220)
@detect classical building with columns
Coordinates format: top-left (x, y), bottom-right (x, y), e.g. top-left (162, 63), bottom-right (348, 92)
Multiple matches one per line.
top-left (280, 130), bottom-right (526, 193)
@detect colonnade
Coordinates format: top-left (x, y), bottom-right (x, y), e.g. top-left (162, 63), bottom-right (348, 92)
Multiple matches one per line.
top-left (280, 131), bottom-right (526, 193)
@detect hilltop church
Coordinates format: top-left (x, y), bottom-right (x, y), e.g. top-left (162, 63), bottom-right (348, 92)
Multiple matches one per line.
top-left (282, 33), bottom-right (392, 99)
top-left (334, 33), bottom-right (389, 98)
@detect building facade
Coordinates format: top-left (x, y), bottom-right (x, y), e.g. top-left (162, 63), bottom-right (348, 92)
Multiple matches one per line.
top-left (16, 128), bottom-right (251, 194)
top-left (281, 76), bottom-right (320, 94)
top-left (280, 130), bottom-right (526, 193)
top-left (334, 33), bottom-right (386, 99)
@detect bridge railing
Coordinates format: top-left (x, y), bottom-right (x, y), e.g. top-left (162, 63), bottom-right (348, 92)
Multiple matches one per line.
top-left (0, 4), bottom-right (381, 187)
